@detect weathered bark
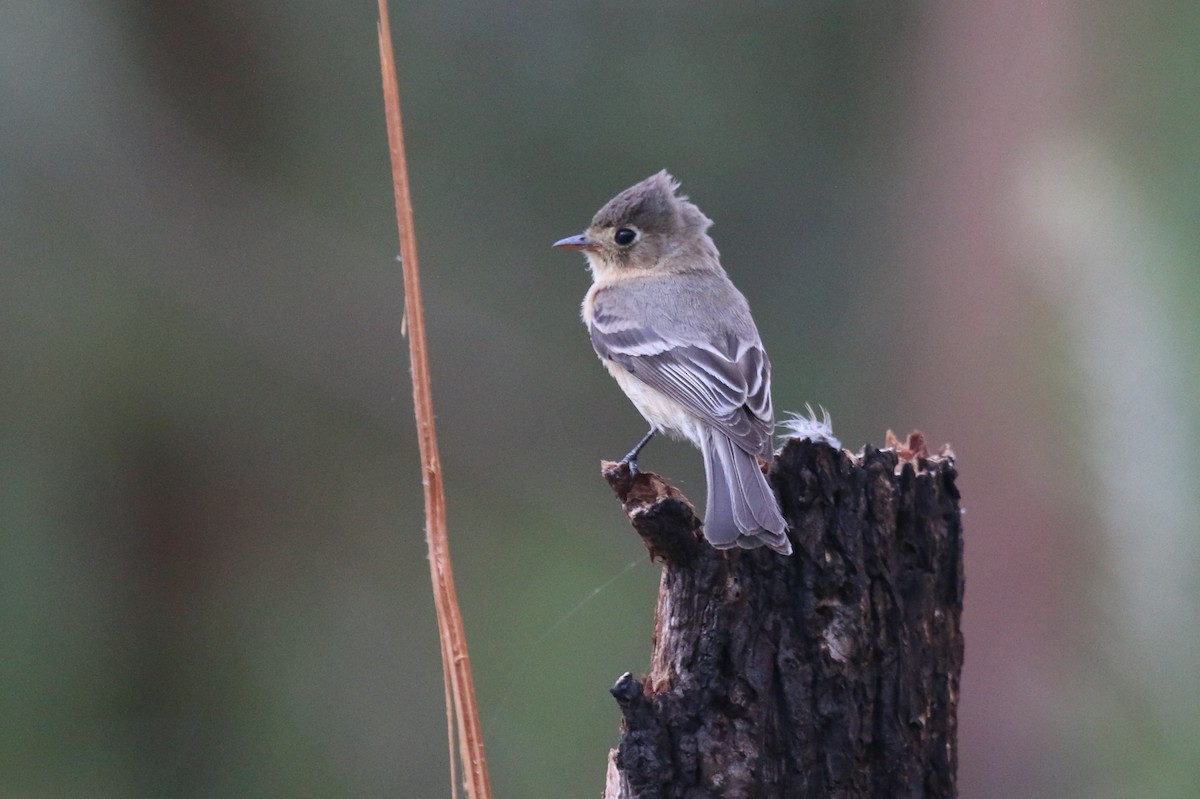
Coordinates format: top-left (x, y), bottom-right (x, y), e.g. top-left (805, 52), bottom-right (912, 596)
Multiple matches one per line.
top-left (600, 434), bottom-right (963, 799)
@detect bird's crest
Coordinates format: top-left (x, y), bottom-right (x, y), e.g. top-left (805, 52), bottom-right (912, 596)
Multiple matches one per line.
top-left (591, 170), bottom-right (713, 234)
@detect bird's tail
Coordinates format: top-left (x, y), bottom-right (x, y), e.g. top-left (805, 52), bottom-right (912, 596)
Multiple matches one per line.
top-left (700, 428), bottom-right (791, 555)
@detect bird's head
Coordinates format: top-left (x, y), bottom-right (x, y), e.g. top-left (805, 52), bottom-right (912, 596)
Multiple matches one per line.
top-left (553, 170), bottom-right (718, 280)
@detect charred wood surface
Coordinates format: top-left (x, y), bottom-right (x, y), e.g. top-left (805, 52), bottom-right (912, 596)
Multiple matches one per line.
top-left (600, 435), bottom-right (963, 799)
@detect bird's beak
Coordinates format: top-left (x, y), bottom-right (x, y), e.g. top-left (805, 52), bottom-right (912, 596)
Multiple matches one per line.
top-left (552, 232), bottom-right (598, 251)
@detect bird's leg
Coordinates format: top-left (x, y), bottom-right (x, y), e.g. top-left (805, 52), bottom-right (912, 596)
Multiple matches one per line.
top-left (620, 428), bottom-right (656, 476)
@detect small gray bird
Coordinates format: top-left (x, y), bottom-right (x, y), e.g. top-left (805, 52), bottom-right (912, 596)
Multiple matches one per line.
top-left (554, 171), bottom-right (791, 555)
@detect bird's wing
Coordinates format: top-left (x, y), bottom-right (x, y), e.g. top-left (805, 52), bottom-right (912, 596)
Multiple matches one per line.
top-left (589, 298), bottom-right (774, 456)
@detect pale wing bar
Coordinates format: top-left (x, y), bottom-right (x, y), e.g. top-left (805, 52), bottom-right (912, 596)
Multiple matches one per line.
top-left (589, 315), bottom-right (774, 457)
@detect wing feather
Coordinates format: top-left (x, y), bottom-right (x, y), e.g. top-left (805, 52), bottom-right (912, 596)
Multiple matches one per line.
top-left (590, 292), bottom-right (774, 457)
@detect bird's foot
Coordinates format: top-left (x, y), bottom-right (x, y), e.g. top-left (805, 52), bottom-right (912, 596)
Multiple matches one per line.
top-left (619, 428), bottom-right (656, 477)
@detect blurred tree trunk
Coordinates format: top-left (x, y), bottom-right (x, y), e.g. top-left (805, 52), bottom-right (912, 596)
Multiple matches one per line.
top-left (600, 436), bottom-right (963, 799)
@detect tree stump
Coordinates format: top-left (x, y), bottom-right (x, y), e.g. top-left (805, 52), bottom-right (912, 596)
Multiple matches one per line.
top-left (600, 434), bottom-right (963, 799)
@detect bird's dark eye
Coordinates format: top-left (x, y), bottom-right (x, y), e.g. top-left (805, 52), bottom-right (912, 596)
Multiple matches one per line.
top-left (614, 227), bottom-right (638, 246)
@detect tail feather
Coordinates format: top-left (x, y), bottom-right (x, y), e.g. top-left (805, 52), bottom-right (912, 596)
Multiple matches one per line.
top-left (701, 429), bottom-right (791, 555)
top-left (700, 431), bottom-right (742, 549)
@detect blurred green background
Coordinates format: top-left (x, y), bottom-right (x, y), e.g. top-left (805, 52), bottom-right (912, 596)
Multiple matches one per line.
top-left (3, 1), bottom-right (1199, 796)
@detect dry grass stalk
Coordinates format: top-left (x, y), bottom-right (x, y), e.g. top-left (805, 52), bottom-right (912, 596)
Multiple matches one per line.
top-left (376, 4), bottom-right (492, 797)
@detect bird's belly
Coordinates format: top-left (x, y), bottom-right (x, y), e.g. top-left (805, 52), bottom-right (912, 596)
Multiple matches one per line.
top-left (601, 358), bottom-right (704, 447)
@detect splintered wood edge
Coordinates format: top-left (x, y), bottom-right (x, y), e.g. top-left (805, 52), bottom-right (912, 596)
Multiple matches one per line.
top-left (601, 435), bottom-right (954, 560)
top-left (881, 429), bottom-right (955, 461)
top-left (600, 461), bottom-right (703, 563)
